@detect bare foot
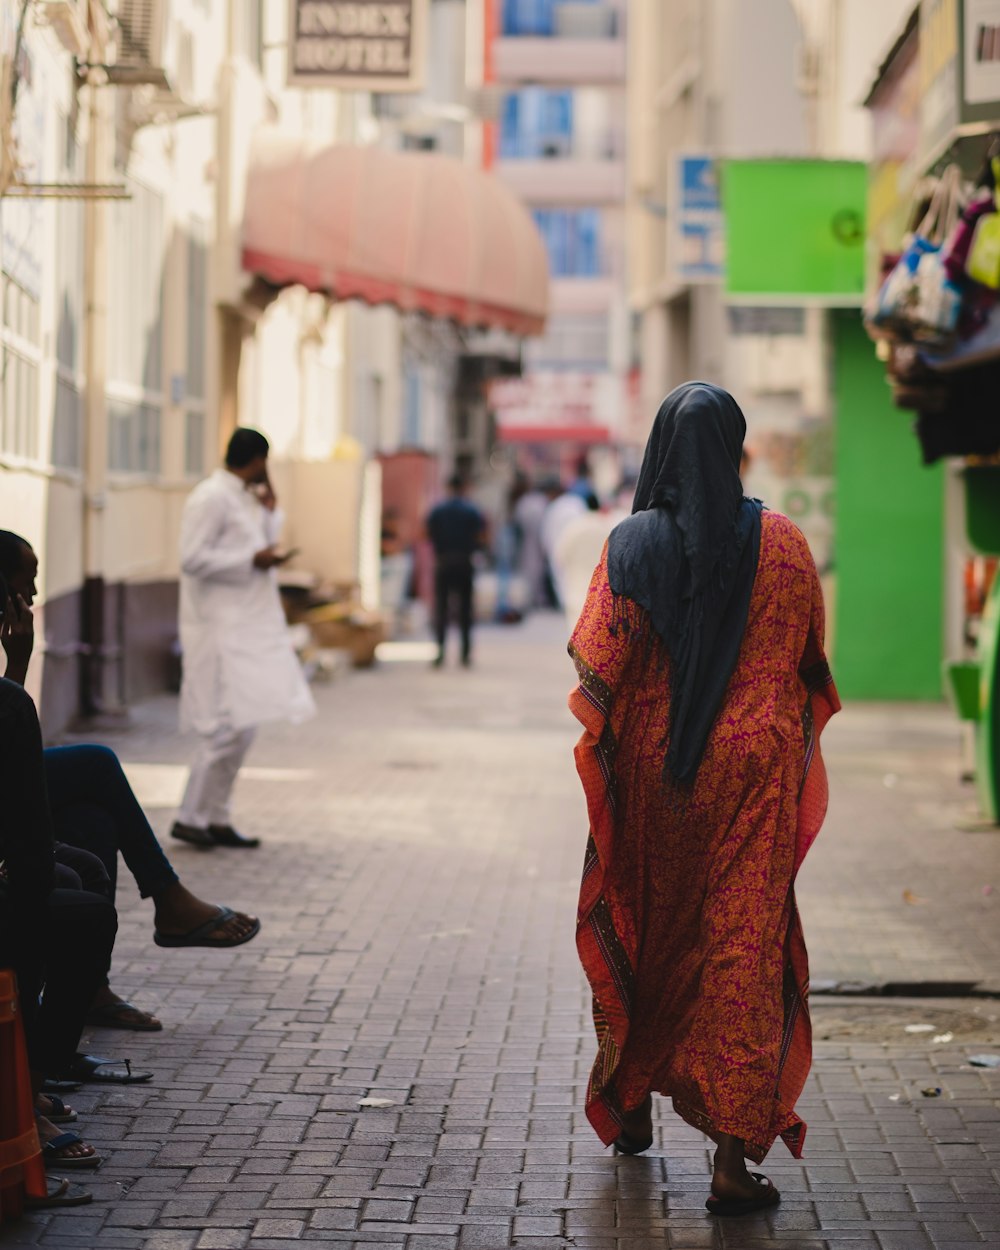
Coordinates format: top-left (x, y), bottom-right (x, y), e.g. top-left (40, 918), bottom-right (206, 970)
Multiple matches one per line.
top-left (88, 985), bottom-right (162, 1030)
top-left (36, 1115), bottom-right (97, 1162)
top-left (35, 1093), bottom-right (76, 1120)
top-left (153, 882), bottom-right (258, 941)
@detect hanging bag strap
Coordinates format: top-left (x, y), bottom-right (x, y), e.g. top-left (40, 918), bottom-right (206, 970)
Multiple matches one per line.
top-left (916, 163), bottom-right (962, 245)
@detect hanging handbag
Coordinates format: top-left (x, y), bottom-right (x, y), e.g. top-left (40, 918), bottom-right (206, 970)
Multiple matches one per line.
top-left (966, 163), bottom-right (1000, 289)
top-left (868, 165), bottom-right (964, 346)
top-left (920, 298), bottom-right (1000, 371)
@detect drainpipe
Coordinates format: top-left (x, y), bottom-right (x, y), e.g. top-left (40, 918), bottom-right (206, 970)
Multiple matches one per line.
top-left (80, 63), bottom-right (110, 716)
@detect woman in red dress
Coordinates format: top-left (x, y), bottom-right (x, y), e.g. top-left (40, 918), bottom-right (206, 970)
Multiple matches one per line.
top-left (569, 382), bottom-right (839, 1216)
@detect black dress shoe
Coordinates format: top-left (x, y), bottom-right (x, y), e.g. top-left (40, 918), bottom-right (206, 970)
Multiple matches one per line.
top-left (170, 821), bottom-right (215, 848)
top-left (208, 824), bottom-right (260, 849)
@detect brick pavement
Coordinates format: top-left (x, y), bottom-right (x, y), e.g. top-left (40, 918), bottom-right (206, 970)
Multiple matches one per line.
top-left (2, 613), bottom-right (998, 1249)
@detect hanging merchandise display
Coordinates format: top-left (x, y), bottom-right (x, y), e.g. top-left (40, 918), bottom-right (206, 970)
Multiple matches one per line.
top-left (886, 342), bottom-right (949, 412)
top-left (866, 165), bottom-right (964, 347)
top-left (864, 140), bottom-right (1000, 460)
top-left (920, 302), bottom-right (1000, 371)
top-left (912, 358), bottom-right (1000, 464)
top-left (910, 149), bottom-right (1000, 373)
top-left (965, 164), bottom-right (1000, 289)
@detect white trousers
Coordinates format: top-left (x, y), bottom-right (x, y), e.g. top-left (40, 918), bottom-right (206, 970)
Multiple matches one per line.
top-left (178, 725), bottom-right (256, 829)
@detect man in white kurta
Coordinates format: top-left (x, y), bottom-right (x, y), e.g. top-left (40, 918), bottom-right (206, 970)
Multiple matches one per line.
top-left (171, 428), bottom-right (315, 850)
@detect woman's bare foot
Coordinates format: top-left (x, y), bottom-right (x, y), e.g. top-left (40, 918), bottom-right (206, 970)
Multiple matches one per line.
top-left (35, 1093), bottom-right (76, 1121)
top-left (711, 1134), bottom-right (779, 1203)
top-left (36, 1115), bottom-right (97, 1163)
top-left (152, 881), bottom-right (258, 942)
top-left (87, 985), bottom-right (162, 1031)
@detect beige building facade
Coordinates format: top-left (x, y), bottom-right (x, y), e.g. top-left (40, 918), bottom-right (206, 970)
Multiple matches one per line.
top-left (625, 0), bottom-right (915, 574)
top-left (0, 0), bottom-right (428, 734)
top-left (1, 0), bottom-right (549, 734)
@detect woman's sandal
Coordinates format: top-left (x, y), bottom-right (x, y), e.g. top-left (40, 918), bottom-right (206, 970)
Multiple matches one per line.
top-left (40, 1078), bottom-right (81, 1095)
top-left (35, 1093), bottom-right (77, 1124)
top-left (612, 1095), bottom-right (653, 1155)
top-left (60, 1053), bottom-right (153, 1085)
top-left (24, 1176), bottom-right (93, 1208)
top-left (613, 1129), bottom-right (654, 1155)
top-left (40, 1130), bottom-right (103, 1170)
top-left (153, 906), bottom-right (261, 949)
top-left (705, 1173), bottom-right (781, 1216)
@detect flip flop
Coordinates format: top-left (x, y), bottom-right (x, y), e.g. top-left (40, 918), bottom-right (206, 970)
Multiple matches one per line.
top-left (24, 1176), bottom-right (93, 1208)
top-left (613, 1130), bottom-right (653, 1155)
top-left (60, 1054), bottom-right (153, 1085)
top-left (705, 1173), bottom-right (781, 1216)
top-left (36, 1093), bottom-right (77, 1124)
top-left (85, 998), bottom-right (163, 1031)
top-left (40, 1078), bottom-right (81, 1095)
top-left (154, 905), bottom-right (261, 949)
top-left (40, 1130), bottom-right (102, 1170)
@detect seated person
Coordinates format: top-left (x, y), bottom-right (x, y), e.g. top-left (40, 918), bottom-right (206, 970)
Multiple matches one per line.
top-left (0, 675), bottom-right (113, 1169)
top-left (0, 530), bottom-right (261, 1032)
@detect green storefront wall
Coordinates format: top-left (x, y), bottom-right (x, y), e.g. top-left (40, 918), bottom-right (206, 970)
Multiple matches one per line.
top-left (832, 312), bottom-right (944, 699)
top-left (723, 160), bottom-right (867, 300)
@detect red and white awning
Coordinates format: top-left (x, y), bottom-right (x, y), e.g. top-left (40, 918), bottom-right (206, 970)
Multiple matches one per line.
top-left (242, 128), bottom-right (549, 337)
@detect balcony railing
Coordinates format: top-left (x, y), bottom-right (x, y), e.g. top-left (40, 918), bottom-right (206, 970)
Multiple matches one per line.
top-left (498, 127), bottom-right (624, 162)
top-left (501, 1), bottom-right (619, 38)
top-left (496, 157), bottom-right (625, 206)
top-left (496, 1), bottom-right (623, 81)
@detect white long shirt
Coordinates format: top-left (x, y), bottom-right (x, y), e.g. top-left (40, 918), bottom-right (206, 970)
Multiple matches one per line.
top-left (553, 507), bottom-right (628, 634)
top-left (179, 468), bottom-right (316, 735)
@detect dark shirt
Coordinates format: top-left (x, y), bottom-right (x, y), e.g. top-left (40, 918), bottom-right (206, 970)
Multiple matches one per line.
top-left (426, 498), bottom-right (485, 562)
top-left (0, 678), bottom-right (55, 912)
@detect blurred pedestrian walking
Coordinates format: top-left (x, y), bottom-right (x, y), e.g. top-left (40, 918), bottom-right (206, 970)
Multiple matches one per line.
top-left (542, 481), bottom-right (587, 608)
top-left (426, 474), bottom-right (487, 668)
top-left (380, 507), bottom-right (414, 637)
top-left (567, 453), bottom-right (599, 508)
top-left (551, 486), bottom-right (629, 634)
top-left (512, 479), bottom-right (552, 610)
top-left (568, 383), bottom-right (840, 1215)
top-left (172, 428), bottom-right (315, 850)
top-left (495, 476), bottom-right (528, 623)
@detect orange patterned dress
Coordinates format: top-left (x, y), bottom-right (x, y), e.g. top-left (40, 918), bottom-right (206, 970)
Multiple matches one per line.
top-left (569, 510), bottom-right (839, 1163)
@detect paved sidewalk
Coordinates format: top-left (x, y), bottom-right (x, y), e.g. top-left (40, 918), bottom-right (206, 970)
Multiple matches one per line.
top-left (3, 614), bottom-right (999, 1249)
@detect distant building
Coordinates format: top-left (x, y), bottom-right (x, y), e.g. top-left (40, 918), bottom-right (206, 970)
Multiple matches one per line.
top-left (471, 0), bottom-right (633, 485)
top-left (0, 0), bottom-right (547, 733)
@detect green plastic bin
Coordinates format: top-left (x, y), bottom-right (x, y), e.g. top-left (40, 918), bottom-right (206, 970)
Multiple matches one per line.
top-left (964, 466), bottom-right (1000, 556)
top-left (946, 659), bottom-right (981, 722)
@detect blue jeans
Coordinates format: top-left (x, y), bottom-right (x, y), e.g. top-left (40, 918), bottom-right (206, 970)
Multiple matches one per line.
top-left (43, 744), bottom-right (179, 904)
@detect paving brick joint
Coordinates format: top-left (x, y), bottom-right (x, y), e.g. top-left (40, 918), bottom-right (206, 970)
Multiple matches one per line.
top-left (3, 615), bottom-right (998, 1249)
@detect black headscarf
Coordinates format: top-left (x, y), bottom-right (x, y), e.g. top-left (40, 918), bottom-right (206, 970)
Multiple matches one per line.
top-left (607, 382), bottom-right (763, 787)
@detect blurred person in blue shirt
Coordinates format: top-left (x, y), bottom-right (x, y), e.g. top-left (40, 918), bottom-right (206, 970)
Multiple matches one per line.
top-left (568, 454), bottom-right (599, 509)
top-left (426, 475), bottom-right (487, 668)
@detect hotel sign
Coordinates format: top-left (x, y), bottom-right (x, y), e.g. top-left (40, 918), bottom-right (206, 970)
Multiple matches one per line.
top-left (288, 0), bottom-right (427, 91)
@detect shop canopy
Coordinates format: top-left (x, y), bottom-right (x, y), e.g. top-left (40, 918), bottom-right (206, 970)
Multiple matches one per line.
top-left (242, 128), bottom-right (549, 337)
top-left (495, 424), bottom-right (610, 444)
